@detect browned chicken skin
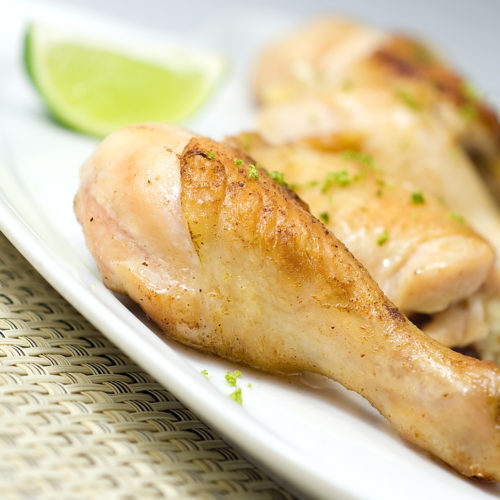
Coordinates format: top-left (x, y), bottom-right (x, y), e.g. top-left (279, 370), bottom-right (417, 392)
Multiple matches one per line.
top-left (75, 123), bottom-right (500, 481)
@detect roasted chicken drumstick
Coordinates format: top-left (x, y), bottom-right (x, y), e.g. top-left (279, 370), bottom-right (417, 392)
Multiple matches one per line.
top-left (75, 123), bottom-right (500, 481)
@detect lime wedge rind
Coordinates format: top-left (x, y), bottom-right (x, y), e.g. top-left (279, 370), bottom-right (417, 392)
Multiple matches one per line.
top-left (24, 23), bottom-right (227, 137)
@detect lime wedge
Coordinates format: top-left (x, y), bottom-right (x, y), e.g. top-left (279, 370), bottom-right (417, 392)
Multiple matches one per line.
top-left (23, 23), bottom-right (226, 136)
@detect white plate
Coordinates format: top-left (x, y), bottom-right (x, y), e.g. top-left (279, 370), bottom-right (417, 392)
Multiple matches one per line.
top-left (1, 1), bottom-right (500, 498)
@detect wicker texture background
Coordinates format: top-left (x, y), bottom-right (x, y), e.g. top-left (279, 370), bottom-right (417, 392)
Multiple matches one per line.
top-left (0, 232), bottom-right (296, 499)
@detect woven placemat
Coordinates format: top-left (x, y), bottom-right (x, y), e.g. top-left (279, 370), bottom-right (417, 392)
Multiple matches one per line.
top-left (0, 232), bottom-right (296, 500)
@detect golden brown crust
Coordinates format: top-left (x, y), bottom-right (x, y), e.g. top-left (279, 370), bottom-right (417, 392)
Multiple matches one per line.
top-left (180, 137), bottom-right (391, 321)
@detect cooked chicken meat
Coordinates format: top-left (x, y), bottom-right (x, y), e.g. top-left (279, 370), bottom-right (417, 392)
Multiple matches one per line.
top-left (253, 17), bottom-right (500, 356)
top-left (257, 95), bottom-right (500, 288)
top-left (254, 17), bottom-right (500, 170)
top-left (422, 297), bottom-right (489, 348)
top-left (254, 18), bottom-right (385, 105)
top-left (75, 123), bottom-right (500, 481)
top-left (254, 17), bottom-right (500, 271)
top-left (229, 133), bottom-right (494, 346)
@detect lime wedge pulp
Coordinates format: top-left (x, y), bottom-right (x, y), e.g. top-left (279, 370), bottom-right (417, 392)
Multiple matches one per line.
top-left (24, 23), bottom-right (227, 136)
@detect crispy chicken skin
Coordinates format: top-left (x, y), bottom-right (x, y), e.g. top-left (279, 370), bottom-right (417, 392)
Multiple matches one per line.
top-left (229, 133), bottom-right (494, 335)
top-left (75, 123), bottom-right (500, 481)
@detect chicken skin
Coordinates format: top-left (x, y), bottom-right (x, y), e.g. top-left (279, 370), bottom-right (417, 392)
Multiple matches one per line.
top-left (229, 133), bottom-right (494, 346)
top-left (253, 17), bottom-right (500, 357)
top-left (254, 18), bottom-right (500, 285)
top-left (75, 123), bottom-right (500, 481)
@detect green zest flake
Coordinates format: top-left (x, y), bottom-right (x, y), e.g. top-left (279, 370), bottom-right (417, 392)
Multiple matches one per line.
top-left (201, 369), bottom-right (209, 379)
top-left (376, 189), bottom-right (383, 197)
top-left (341, 150), bottom-right (375, 168)
top-left (233, 158), bottom-right (243, 166)
top-left (377, 229), bottom-right (389, 246)
top-left (206, 150), bottom-right (215, 159)
top-left (248, 164), bottom-right (259, 180)
top-left (460, 102), bottom-right (477, 120)
top-left (461, 81), bottom-right (479, 100)
top-left (449, 212), bottom-right (465, 223)
top-left (322, 175), bottom-right (333, 193)
top-left (320, 211), bottom-right (330, 223)
top-left (411, 191), bottom-right (425, 204)
top-left (413, 44), bottom-right (434, 63)
top-left (269, 170), bottom-right (285, 186)
top-left (395, 89), bottom-right (420, 111)
top-left (342, 80), bottom-right (354, 91)
top-left (238, 133), bottom-right (253, 151)
top-left (308, 180), bottom-right (319, 187)
top-left (229, 387), bottom-right (243, 405)
top-left (225, 369), bottom-right (242, 386)
top-left (352, 171), bottom-right (366, 182)
top-left (247, 383), bottom-right (252, 388)
top-left (322, 170), bottom-right (351, 193)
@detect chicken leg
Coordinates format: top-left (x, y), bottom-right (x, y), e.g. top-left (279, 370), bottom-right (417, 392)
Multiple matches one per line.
top-left (75, 123), bottom-right (500, 481)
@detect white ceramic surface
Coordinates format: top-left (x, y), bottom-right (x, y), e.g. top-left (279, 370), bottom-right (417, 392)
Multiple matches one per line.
top-left (1, 1), bottom-right (499, 498)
